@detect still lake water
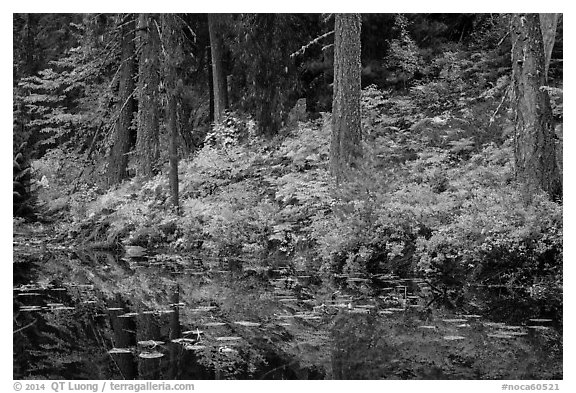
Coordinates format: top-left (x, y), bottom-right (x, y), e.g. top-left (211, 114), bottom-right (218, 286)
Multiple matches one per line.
top-left (13, 238), bottom-right (562, 380)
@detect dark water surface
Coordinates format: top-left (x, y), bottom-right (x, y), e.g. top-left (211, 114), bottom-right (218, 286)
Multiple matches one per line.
top-left (13, 238), bottom-right (562, 380)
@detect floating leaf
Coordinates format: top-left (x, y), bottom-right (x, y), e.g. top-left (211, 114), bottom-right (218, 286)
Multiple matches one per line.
top-left (204, 322), bottom-right (227, 327)
top-left (156, 309), bottom-right (175, 314)
top-left (234, 321), bottom-right (261, 327)
top-left (527, 325), bottom-right (551, 330)
top-left (190, 306), bottom-right (217, 312)
top-left (19, 306), bottom-right (44, 312)
top-left (52, 306), bottom-right (75, 311)
top-left (277, 297), bottom-right (298, 302)
top-left (172, 338), bottom-right (196, 344)
top-left (138, 340), bottom-right (164, 348)
top-left (487, 333), bottom-right (514, 339)
top-left (108, 348), bottom-right (132, 354)
top-left (184, 344), bottom-right (206, 351)
top-left (482, 322), bottom-right (505, 328)
top-left (118, 312), bottom-right (139, 318)
top-left (495, 330), bottom-right (527, 336)
top-left (138, 351), bottom-right (164, 359)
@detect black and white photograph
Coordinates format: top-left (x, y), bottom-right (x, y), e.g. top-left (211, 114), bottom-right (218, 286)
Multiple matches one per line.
top-left (11, 7), bottom-right (567, 387)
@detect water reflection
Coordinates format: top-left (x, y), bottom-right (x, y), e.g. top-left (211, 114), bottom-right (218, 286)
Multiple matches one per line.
top-left (13, 249), bottom-right (562, 379)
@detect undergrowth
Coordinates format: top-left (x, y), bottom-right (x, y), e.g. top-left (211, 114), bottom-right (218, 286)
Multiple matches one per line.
top-left (30, 79), bottom-right (562, 319)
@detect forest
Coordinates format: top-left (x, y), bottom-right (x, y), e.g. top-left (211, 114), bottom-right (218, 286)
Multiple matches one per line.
top-left (13, 13), bottom-right (563, 380)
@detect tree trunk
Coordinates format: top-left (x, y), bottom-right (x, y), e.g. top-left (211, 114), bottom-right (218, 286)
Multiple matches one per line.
top-left (539, 13), bottom-right (559, 81)
top-left (330, 14), bottom-right (362, 183)
top-left (207, 45), bottom-right (215, 123)
top-left (135, 14), bottom-right (160, 178)
top-left (510, 13), bottom-right (562, 201)
top-left (107, 14), bottom-right (136, 187)
top-left (208, 14), bottom-right (228, 123)
top-left (162, 14), bottom-right (180, 211)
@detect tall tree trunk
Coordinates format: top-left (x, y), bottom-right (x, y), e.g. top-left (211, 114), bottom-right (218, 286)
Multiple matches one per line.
top-left (108, 14), bottom-right (136, 187)
top-left (207, 45), bottom-right (215, 123)
top-left (208, 14), bottom-right (228, 123)
top-left (330, 14), bottom-right (362, 183)
top-left (510, 14), bottom-right (562, 201)
top-left (539, 13), bottom-right (559, 81)
top-left (162, 14), bottom-right (180, 211)
top-left (135, 14), bottom-right (160, 178)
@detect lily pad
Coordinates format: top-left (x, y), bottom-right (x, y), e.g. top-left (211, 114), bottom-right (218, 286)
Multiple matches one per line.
top-left (204, 322), bottom-right (227, 327)
top-left (184, 344), bottom-right (206, 351)
top-left (171, 338), bottom-right (196, 344)
top-left (137, 340), bottom-right (164, 347)
top-left (19, 306), bottom-right (44, 312)
top-left (443, 335), bottom-right (466, 341)
top-left (190, 306), bottom-right (217, 312)
top-left (495, 330), bottom-right (527, 336)
top-left (108, 348), bottom-right (132, 354)
top-left (487, 333), bottom-right (514, 339)
top-left (138, 351), bottom-right (164, 359)
top-left (52, 306), bottom-right (75, 311)
top-left (234, 321), bottom-right (261, 327)
top-left (527, 325), bottom-right (551, 330)
top-left (118, 312), bottom-right (139, 318)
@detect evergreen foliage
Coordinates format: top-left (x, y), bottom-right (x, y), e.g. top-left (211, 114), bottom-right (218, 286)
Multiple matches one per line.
top-left (13, 13), bottom-right (563, 325)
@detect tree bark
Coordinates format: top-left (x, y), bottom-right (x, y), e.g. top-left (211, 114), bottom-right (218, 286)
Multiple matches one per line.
top-left (330, 14), bottom-right (362, 183)
top-left (510, 14), bottom-right (562, 201)
top-left (162, 14), bottom-right (180, 211)
top-left (135, 14), bottom-right (160, 178)
top-left (208, 14), bottom-right (228, 123)
top-left (539, 13), bottom-right (559, 81)
top-left (108, 14), bottom-right (136, 187)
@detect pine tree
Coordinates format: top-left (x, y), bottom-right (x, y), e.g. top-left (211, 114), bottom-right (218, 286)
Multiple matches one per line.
top-left (135, 14), bottom-right (161, 178)
top-left (330, 14), bottom-right (362, 183)
top-left (208, 13), bottom-right (228, 123)
top-left (510, 13), bottom-right (562, 200)
top-left (161, 14), bottom-right (182, 211)
top-left (107, 14), bottom-right (136, 186)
